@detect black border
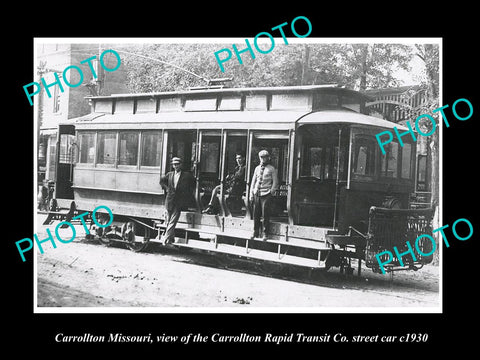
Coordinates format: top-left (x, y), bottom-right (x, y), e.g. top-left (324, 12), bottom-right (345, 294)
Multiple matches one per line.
top-left (7, 6), bottom-right (478, 353)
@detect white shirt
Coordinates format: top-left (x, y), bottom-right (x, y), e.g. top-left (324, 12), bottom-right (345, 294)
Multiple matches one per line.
top-left (173, 171), bottom-right (181, 189)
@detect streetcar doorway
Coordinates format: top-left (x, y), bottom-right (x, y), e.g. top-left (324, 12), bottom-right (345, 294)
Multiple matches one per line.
top-left (224, 132), bottom-right (248, 216)
top-left (249, 132), bottom-right (289, 221)
top-left (165, 130), bottom-right (196, 172)
top-left (55, 124), bottom-right (76, 200)
top-left (294, 124), bottom-right (349, 227)
top-left (195, 131), bottom-right (248, 215)
top-left (198, 131), bottom-right (221, 208)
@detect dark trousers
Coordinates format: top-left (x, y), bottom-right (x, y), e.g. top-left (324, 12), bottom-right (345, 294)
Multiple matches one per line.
top-left (163, 205), bottom-right (181, 244)
top-left (253, 193), bottom-right (272, 236)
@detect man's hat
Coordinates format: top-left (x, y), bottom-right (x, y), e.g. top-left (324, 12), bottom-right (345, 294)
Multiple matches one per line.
top-left (171, 157), bottom-right (182, 164)
top-left (258, 150), bottom-right (270, 157)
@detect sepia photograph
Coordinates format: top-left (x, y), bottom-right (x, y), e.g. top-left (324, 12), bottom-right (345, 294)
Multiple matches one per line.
top-left (32, 38), bottom-right (442, 312)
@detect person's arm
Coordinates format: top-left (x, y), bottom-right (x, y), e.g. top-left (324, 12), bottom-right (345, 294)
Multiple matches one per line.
top-left (189, 172), bottom-right (196, 194)
top-left (250, 167), bottom-right (258, 200)
top-left (270, 167), bottom-right (279, 195)
top-left (160, 172), bottom-right (169, 189)
top-left (238, 166), bottom-right (246, 182)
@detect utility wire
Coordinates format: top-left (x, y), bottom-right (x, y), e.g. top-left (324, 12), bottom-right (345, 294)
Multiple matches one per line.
top-left (38, 46), bottom-right (216, 84)
top-left (113, 49), bottom-right (210, 83)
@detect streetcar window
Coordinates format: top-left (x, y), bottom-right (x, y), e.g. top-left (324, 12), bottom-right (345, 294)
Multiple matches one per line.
top-left (166, 130), bottom-right (197, 172)
top-left (271, 94), bottom-right (310, 111)
top-left (417, 155), bottom-right (428, 191)
top-left (119, 132), bottom-right (139, 166)
top-left (312, 93), bottom-right (339, 109)
top-left (225, 134), bottom-right (247, 175)
top-left (417, 155), bottom-right (427, 182)
top-left (324, 146), bottom-right (344, 180)
top-left (251, 138), bottom-right (289, 183)
top-left (141, 131), bottom-right (162, 167)
top-left (324, 147), bottom-right (332, 178)
top-left (381, 142), bottom-right (399, 178)
top-left (271, 145), bottom-right (289, 182)
top-left (301, 145), bottom-right (345, 180)
top-left (78, 132), bottom-right (95, 164)
top-left (301, 147), bottom-right (323, 178)
top-left (47, 135), bottom-right (57, 178)
top-left (200, 138), bottom-right (220, 173)
top-left (96, 132), bottom-right (116, 165)
top-left (59, 134), bottom-right (75, 164)
top-left (353, 137), bottom-right (376, 176)
top-left (401, 143), bottom-right (413, 179)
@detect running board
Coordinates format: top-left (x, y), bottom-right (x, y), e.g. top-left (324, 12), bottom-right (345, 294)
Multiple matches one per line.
top-left (166, 238), bottom-right (328, 269)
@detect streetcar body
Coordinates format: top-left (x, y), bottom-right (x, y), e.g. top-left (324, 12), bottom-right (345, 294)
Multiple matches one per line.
top-left (48, 85), bottom-right (433, 274)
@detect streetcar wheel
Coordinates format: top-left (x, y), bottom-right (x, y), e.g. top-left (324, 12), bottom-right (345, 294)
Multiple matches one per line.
top-left (126, 236), bottom-right (149, 252)
top-left (124, 222), bottom-right (150, 252)
top-left (97, 225), bottom-right (122, 247)
top-left (98, 238), bottom-right (111, 246)
top-left (98, 230), bottom-right (119, 247)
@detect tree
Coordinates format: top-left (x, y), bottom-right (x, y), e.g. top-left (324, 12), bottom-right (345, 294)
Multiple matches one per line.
top-left (414, 44), bottom-right (440, 211)
top-left (415, 44), bottom-right (439, 100)
top-left (311, 43), bottom-right (413, 90)
top-left (120, 43), bottom-right (414, 93)
top-left (401, 44), bottom-right (439, 210)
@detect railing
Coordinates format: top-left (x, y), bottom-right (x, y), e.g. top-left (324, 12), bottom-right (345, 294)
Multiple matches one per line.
top-left (409, 191), bottom-right (432, 209)
top-left (365, 87), bottom-right (427, 123)
top-left (365, 207), bottom-right (435, 272)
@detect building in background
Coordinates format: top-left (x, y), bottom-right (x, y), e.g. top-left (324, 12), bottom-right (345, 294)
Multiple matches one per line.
top-left (37, 43), bottom-right (128, 198)
top-left (364, 85), bottom-right (431, 206)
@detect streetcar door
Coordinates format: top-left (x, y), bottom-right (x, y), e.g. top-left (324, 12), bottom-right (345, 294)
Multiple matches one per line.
top-left (293, 124), bottom-right (348, 227)
top-left (165, 130), bottom-right (197, 172)
top-left (164, 129), bottom-right (197, 210)
top-left (249, 131), bottom-right (290, 222)
top-left (55, 124), bottom-right (76, 200)
top-left (224, 131), bottom-right (248, 216)
top-left (197, 130), bottom-right (222, 209)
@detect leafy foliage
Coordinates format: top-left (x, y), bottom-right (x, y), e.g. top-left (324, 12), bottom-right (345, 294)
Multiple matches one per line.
top-left (120, 43), bottom-right (417, 93)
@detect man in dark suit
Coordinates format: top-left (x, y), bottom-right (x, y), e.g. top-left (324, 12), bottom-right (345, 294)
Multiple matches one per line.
top-left (159, 157), bottom-right (196, 245)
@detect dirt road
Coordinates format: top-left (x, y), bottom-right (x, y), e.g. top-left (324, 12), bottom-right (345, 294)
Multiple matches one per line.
top-left (35, 215), bottom-right (440, 311)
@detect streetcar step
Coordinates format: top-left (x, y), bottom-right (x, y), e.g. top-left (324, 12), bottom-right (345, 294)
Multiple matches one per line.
top-left (155, 223), bottom-right (329, 251)
top-left (170, 239), bottom-right (327, 269)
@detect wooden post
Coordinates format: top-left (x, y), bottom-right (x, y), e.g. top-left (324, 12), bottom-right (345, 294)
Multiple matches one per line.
top-left (286, 128), bottom-right (295, 225)
top-left (194, 129), bottom-right (202, 211)
top-left (219, 129), bottom-right (230, 217)
top-left (332, 127), bottom-right (342, 229)
top-left (244, 130), bottom-right (254, 219)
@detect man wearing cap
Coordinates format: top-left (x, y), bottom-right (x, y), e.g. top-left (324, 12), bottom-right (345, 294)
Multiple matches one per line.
top-left (159, 157), bottom-right (196, 245)
top-left (249, 150), bottom-right (278, 240)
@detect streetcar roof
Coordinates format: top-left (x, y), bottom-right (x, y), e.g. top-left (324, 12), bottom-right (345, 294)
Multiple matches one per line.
top-left (297, 110), bottom-right (408, 130)
top-left (73, 85), bottom-right (405, 131)
top-left (73, 109), bottom-right (405, 131)
top-left (85, 84), bottom-right (372, 101)
top-left (73, 110), bottom-right (307, 130)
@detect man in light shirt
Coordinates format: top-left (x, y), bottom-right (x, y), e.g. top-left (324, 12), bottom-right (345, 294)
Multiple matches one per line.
top-left (249, 150), bottom-right (279, 240)
top-left (159, 157), bottom-right (195, 245)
